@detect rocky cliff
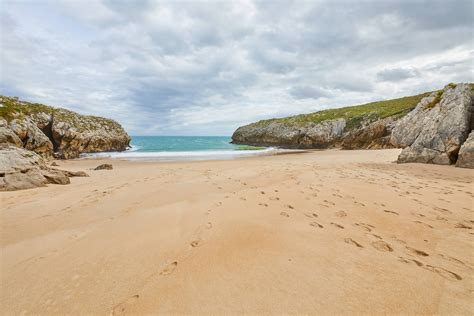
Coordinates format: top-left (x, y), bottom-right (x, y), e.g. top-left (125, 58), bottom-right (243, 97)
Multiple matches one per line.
top-left (232, 83), bottom-right (473, 168)
top-left (0, 96), bottom-right (131, 159)
top-left (0, 96), bottom-right (131, 191)
top-left (391, 83), bottom-right (473, 165)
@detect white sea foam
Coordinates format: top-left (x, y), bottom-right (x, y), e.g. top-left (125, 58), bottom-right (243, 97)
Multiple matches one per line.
top-left (80, 147), bottom-right (289, 161)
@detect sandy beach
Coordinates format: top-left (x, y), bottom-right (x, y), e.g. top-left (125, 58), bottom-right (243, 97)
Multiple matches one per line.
top-left (1, 149), bottom-right (473, 315)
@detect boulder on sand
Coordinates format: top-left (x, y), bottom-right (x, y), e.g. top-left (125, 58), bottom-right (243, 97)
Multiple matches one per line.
top-left (94, 163), bottom-right (113, 170)
top-left (0, 145), bottom-right (88, 191)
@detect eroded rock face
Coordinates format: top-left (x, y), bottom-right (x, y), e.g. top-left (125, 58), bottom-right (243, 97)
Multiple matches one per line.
top-left (9, 117), bottom-right (54, 158)
top-left (0, 96), bottom-right (131, 159)
top-left (0, 145), bottom-right (88, 191)
top-left (391, 84), bottom-right (473, 165)
top-left (232, 119), bottom-right (346, 148)
top-left (456, 131), bottom-right (474, 168)
top-left (342, 118), bottom-right (395, 150)
top-left (49, 108), bottom-right (130, 159)
top-left (0, 119), bottom-right (23, 148)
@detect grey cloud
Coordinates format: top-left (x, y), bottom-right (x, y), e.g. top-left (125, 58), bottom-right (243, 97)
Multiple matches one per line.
top-left (289, 86), bottom-right (328, 100)
top-left (377, 68), bottom-right (419, 82)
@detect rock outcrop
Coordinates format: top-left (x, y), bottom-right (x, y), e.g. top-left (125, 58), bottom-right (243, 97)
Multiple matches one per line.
top-left (341, 118), bottom-right (395, 150)
top-left (0, 96), bottom-right (131, 159)
top-left (232, 83), bottom-right (473, 168)
top-left (232, 119), bottom-right (346, 148)
top-left (0, 145), bottom-right (88, 191)
top-left (232, 92), bottom-right (427, 150)
top-left (456, 131), bottom-right (474, 168)
top-left (391, 83), bottom-right (473, 165)
top-left (0, 96), bottom-right (127, 190)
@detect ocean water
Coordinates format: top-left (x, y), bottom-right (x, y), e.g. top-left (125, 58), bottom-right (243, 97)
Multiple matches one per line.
top-left (81, 136), bottom-right (279, 161)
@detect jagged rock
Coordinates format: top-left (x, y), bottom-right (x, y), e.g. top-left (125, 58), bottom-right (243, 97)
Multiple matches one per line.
top-left (49, 108), bottom-right (130, 159)
top-left (232, 119), bottom-right (346, 148)
top-left (50, 161), bottom-right (59, 166)
top-left (42, 170), bottom-right (70, 185)
top-left (0, 119), bottom-right (23, 147)
top-left (391, 83), bottom-right (473, 165)
top-left (9, 118), bottom-right (54, 158)
top-left (0, 96), bottom-right (131, 159)
top-left (0, 145), bottom-right (48, 190)
top-left (63, 170), bottom-right (89, 177)
top-left (342, 118), bottom-right (395, 150)
top-left (231, 92), bottom-right (429, 150)
top-left (0, 145), bottom-right (89, 191)
top-left (94, 163), bottom-right (113, 170)
top-left (456, 131), bottom-right (474, 168)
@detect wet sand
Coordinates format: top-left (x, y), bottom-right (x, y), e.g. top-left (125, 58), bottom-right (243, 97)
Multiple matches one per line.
top-left (1, 149), bottom-right (473, 314)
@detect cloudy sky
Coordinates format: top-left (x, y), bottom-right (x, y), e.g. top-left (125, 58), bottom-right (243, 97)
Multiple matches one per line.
top-left (1, 0), bottom-right (473, 135)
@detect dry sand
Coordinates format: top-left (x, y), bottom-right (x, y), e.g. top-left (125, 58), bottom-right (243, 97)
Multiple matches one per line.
top-left (1, 149), bottom-right (473, 315)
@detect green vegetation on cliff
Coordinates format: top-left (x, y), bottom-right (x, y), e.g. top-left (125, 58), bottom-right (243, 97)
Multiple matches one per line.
top-left (0, 96), bottom-right (51, 121)
top-left (0, 95), bottom-right (120, 132)
top-left (251, 92), bottom-right (431, 130)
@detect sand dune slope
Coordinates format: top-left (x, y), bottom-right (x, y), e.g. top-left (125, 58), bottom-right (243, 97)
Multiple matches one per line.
top-left (1, 149), bottom-right (473, 314)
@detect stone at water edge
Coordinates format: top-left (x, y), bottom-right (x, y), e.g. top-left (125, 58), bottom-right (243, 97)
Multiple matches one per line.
top-left (94, 163), bottom-right (113, 170)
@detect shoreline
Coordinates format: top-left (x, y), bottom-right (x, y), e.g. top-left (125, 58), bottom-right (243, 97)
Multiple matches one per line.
top-left (77, 147), bottom-right (309, 163)
top-left (1, 149), bottom-right (473, 314)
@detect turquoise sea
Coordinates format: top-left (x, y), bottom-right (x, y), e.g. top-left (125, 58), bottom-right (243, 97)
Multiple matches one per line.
top-left (82, 136), bottom-right (279, 161)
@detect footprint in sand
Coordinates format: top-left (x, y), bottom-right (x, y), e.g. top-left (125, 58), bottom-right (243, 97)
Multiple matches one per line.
top-left (159, 261), bottom-right (178, 276)
top-left (383, 210), bottom-right (399, 215)
top-left (190, 239), bottom-right (202, 247)
top-left (406, 246), bottom-right (429, 257)
top-left (335, 211), bottom-right (347, 217)
top-left (304, 212), bottom-right (318, 218)
top-left (454, 223), bottom-right (472, 229)
top-left (310, 221), bottom-right (324, 228)
top-left (423, 265), bottom-right (462, 281)
top-left (323, 200), bottom-right (335, 206)
top-left (366, 233), bottom-right (382, 240)
top-left (206, 222), bottom-right (213, 229)
top-left (280, 212), bottom-right (290, 217)
top-left (344, 238), bottom-right (363, 248)
top-left (354, 223), bottom-right (374, 232)
top-left (413, 221), bottom-right (433, 229)
top-left (112, 295), bottom-right (139, 315)
top-left (371, 240), bottom-right (393, 252)
top-left (330, 222), bottom-right (344, 229)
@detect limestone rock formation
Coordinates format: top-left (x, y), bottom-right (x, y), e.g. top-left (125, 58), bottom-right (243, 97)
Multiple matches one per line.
top-left (0, 96), bottom-right (131, 159)
top-left (0, 119), bottom-right (23, 148)
top-left (232, 83), bottom-right (473, 168)
top-left (232, 119), bottom-right (346, 148)
top-left (341, 118), bottom-right (395, 150)
top-left (0, 145), bottom-right (88, 191)
top-left (9, 117), bottom-right (54, 158)
top-left (456, 131), bottom-right (474, 168)
top-left (391, 83), bottom-right (473, 165)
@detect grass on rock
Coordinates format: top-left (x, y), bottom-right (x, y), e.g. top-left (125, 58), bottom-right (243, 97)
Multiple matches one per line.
top-left (250, 92), bottom-right (431, 130)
